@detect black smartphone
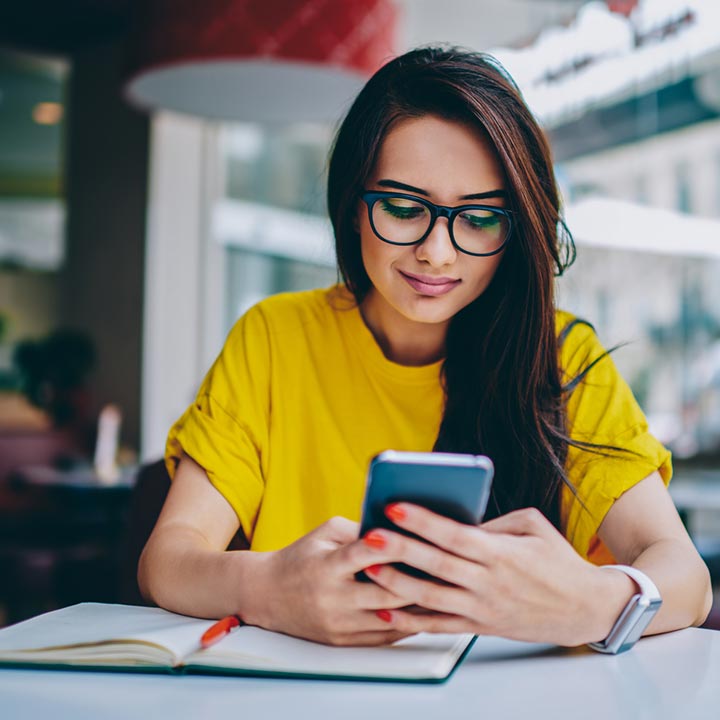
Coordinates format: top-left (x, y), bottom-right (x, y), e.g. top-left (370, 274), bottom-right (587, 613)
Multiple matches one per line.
top-left (356, 450), bottom-right (494, 582)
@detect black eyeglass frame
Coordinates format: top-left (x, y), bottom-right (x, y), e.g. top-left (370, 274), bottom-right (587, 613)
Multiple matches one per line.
top-left (360, 190), bottom-right (514, 257)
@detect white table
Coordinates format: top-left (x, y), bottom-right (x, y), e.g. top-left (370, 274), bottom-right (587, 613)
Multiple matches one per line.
top-left (2, 628), bottom-right (719, 720)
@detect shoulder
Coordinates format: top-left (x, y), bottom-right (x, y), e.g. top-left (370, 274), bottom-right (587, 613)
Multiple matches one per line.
top-left (223, 285), bottom-right (352, 353)
top-left (555, 310), bottom-right (597, 349)
top-left (554, 309), bottom-right (607, 383)
top-left (248, 285), bottom-right (349, 327)
top-left (227, 285), bottom-right (341, 332)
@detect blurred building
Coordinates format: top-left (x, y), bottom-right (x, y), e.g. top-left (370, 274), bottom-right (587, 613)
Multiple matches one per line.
top-left (494, 0), bottom-right (720, 457)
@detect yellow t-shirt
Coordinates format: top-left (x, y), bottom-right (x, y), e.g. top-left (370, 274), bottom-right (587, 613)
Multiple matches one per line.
top-left (166, 285), bottom-right (671, 562)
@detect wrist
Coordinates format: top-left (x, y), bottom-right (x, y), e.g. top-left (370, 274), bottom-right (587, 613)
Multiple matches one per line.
top-left (586, 565), bottom-right (637, 645)
top-left (229, 549), bottom-right (276, 628)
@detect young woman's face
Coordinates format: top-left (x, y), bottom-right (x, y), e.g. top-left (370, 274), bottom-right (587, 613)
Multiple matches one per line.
top-left (358, 114), bottom-right (508, 328)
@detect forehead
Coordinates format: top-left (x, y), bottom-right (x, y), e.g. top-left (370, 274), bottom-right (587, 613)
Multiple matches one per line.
top-left (370, 114), bottom-right (505, 197)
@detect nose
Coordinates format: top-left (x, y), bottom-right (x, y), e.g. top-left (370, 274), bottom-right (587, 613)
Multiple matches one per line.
top-left (415, 216), bottom-right (457, 267)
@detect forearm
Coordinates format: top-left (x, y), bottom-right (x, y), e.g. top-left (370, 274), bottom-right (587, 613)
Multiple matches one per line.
top-left (590, 538), bottom-right (713, 643)
top-left (138, 525), bottom-right (271, 624)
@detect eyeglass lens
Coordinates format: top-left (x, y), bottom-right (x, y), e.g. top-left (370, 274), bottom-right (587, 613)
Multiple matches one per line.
top-left (372, 196), bottom-right (509, 254)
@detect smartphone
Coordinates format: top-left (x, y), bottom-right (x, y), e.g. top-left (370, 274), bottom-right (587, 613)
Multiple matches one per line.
top-left (356, 450), bottom-right (494, 582)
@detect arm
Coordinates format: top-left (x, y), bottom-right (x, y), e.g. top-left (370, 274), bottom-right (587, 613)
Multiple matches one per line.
top-left (137, 454), bottom-right (267, 621)
top-left (596, 470), bottom-right (713, 634)
top-left (138, 454), bottom-right (410, 645)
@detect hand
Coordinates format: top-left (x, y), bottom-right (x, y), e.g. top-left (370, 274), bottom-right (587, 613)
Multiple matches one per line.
top-left (253, 516), bottom-right (415, 646)
top-left (361, 505), bottom-right (635, 646)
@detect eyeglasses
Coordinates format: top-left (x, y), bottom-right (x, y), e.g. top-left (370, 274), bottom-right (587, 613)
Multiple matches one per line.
top-left (360, 191), bottom-right (513, 257)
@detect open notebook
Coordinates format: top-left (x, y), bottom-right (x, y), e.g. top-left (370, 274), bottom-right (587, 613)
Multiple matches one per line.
top-left (0, 603), bottom-right (476, 683)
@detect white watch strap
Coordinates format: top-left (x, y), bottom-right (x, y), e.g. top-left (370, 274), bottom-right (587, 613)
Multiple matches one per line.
top-left (587, 564), bottom-right (662, 654)
top-left (601, 565), bottom-right (661, 601)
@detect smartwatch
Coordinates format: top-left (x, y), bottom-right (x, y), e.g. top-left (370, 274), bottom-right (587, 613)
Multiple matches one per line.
top-left (587, 565), bottom-right (662, 655)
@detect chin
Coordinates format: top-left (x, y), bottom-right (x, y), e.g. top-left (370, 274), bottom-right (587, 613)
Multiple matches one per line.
top-left (397, 295), bottom-right (465, 325)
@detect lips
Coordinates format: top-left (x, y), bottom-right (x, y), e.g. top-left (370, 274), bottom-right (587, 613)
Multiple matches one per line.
top-left (399, 270), bottom-right (461, 297)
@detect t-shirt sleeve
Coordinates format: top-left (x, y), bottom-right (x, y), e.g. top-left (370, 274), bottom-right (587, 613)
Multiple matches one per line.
top-left (559, 320), bottom-right (672, 561)
top-left (165, 304), bottom-right (271, 540)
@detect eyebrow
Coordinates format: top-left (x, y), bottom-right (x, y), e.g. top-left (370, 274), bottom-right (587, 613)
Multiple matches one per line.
top-left (377, 179), bottom-right (507, 201)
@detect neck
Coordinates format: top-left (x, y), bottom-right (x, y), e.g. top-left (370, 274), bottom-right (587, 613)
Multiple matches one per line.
top-left (360, 290), bottom-right (448, 366)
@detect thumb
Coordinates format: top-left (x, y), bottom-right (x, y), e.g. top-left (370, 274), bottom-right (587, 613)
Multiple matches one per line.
top-left (313, 516), bottom-right (360, 545)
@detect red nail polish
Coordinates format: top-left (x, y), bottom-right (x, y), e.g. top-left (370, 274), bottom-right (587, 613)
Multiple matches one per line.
top-left (365, 564), bottom-right (382, 577)
top-left (364, 531), bottom-right (386, 550)
top-left (376, 610), bottom-right (393, 623)
top-left (385, 503), bottom-right (406, 523)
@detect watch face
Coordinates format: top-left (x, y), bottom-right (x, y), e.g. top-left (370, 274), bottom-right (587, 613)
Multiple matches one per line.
top-left (587, 566), bottom-right (663, 655)
top-left (603, 596), bottom-right (662, 654)
top-left (620, 597), bottom-right (662, 651)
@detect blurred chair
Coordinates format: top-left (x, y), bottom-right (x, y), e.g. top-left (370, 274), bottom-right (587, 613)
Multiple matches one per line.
top-left (117, 459), bottom-right (249, 605)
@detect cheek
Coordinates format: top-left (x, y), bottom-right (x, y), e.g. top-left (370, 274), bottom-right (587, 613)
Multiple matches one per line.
top-left (464, 253), bottom-right (504, 295)
top-left (359, 221), bottom-right (399, 278)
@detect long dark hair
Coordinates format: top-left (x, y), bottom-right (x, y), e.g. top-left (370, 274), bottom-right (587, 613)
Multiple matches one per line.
top-left (327, 46), bottom-right (580, 530)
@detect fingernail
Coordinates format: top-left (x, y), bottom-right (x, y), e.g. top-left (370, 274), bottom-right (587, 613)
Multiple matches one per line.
top-left (365, 564), bottom-right (382, 577)
top-left (363, 531), bottom-right (386, 550)
top-left (385, 503), bottom-right (407, 523)
top-left (376, 610), bottom-right (393, 623)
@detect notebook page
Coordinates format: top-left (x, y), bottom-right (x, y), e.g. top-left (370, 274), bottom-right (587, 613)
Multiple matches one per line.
top-left (191, 627), bottom-right (474, 679)
top-left (0, 603), bottom-right (213, 665)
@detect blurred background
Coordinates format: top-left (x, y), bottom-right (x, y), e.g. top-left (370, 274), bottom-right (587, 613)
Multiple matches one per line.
top-left (0, 0), bottom-right (719, 626)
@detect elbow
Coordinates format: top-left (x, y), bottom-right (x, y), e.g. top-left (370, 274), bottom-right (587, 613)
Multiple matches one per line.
top-left (693, 560), bottom-right (714, 627)
top-left (136, 543), bottom-right (157, 605)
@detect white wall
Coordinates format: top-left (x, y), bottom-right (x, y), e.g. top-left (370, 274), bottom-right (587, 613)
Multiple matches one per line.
top-left (140, 113), bottom-right (225, 461)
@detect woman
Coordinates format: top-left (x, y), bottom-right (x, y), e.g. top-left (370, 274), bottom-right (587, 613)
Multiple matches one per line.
top-left (138, 47), bottom-right (712, 649)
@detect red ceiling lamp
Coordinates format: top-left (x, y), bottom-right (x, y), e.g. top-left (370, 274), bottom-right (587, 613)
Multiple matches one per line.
top-left (124, 0), bottom-right (398, 123)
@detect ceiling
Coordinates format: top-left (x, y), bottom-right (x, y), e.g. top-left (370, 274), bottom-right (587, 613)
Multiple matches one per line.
top-left (0, 0), bottom-right (592, 198)
top-left (0, 0), bottom-right (133, 55)
top-left (0, 0), bottom-right (589, 57)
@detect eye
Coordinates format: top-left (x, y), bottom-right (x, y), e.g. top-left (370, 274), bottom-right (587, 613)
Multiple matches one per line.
top-left (379, 197), bottom-right (427, 220)
top-left (459, 209), bottom-right (502, 231)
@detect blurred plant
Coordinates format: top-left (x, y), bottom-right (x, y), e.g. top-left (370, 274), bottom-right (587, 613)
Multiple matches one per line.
top-left (0, 311), bottom-right (7, 343)
top-left (13, 329), bottom-right (96, 426)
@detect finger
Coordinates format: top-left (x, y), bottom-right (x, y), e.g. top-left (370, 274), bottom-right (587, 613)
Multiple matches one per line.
top-left (314, 516), bottom-right (360, 544)
top-left (367, 564), bottom-right (476, 618)
top-left (367, 533), bottom-right (482, 588)
top-left (383, 503), bottom-right (499, 563)
top-left (374, 608), bottom-right (479, 636)
top-left (480, 507), bottom-right (555, 537)
top-left (350, 579), bottom-right (422, 611)
top-left (337, 526), bottom-right (484, 586)
top-left (333, 531), bottom-right (417, 575)
top-left (327, 629), bottom-right (411, 647)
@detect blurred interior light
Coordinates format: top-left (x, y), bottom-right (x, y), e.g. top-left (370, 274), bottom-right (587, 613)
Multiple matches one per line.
top-left (32, 102), bottom-right (63, 125)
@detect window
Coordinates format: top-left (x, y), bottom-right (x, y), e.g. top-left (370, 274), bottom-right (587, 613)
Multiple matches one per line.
top-left (675, 162), bottom-right (692, 214)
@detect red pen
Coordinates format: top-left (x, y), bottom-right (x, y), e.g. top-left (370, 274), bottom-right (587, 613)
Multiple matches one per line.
top-left (200, 614), bottom-right (243, 648)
